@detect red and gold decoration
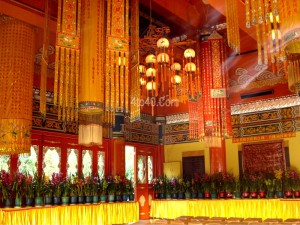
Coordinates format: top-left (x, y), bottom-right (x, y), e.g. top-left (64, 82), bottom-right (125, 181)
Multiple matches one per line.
top-left (0, 16), bottom-right (35, 154)
top-left (39, 0), bottom-right (51, 117)
top-left (129, 0), bottom-right (140, 122)
top-left (201, 32), bottom-right (232, 147)
top-left (105, 0), bottom-right (130, 125)
top-left (225, 0), bottom-right (240, 53)
top-left (78, 0), bottom-right (105, 146)
top-left (54, 0), bottom-right (81, 123)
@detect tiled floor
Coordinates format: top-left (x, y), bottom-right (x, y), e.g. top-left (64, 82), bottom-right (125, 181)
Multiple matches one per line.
top-left (131, 220), bottom-right (150, 225)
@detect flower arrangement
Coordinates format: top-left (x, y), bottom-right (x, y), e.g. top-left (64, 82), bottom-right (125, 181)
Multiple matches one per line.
top-left (43, 175), bottom-right (53, 197)
top-left (0, 170), bottom-right (14, 200)
top-left (76, 176), bottom-right (84, 196)
top-left (12, 172), bottom-right (24, 199)
top-left (121, 177), bottom-right (132, 194)
top-left (170, 177), bottom-right (179, 194)
top-left (83, 175), bottom-right (93, 196)
top-left (98, 177), bottom-right (108, 195)
top-left (61, 177), bottom-right (71, 197)
top-left (274, 169), bottom-right (283, 191)
top-left (284, 168), bottom-right (299, 191)
top-left (51, 172), bottom-right (64, 197)
top-left (91, 175), bottom-right (99, 196)
top-left (24, 173), bottom-right (35, 198)
top-left (33, 173), bottom-right (47, 197)
top-left (106, 175), bottom-right (115, 195)
top-left (223, 172), bottom-right (235, 193)
top-left (114, 175), bottom-right (122, 195)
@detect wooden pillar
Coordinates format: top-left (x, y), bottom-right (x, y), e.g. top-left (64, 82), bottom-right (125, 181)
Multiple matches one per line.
top-left (210, 139), bottom-right (226, 173)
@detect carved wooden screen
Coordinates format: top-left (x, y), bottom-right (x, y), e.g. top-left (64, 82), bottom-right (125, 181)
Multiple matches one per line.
top-left (242, 140), bottom-right (286, 174)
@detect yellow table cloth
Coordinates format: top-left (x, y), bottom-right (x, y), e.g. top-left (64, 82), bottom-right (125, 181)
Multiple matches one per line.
top-left (0, 202), bottom-right (139, 225)
top-left (150, 199), bottom-right (300, 220)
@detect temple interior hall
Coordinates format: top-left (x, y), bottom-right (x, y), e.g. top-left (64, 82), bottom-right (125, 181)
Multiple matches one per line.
top-left (0, 0), bottom-right (300, 224)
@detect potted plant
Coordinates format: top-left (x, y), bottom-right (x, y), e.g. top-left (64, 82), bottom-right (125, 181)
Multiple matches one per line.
top-left (202, 174), bottom-right (211, 198)
top-left (43, 175), bottom-right (53, 206)
top-left (91, 175), bottom-right (99, 204)
top-left (83, 175), bottom-right (93, 204)
top-left (233, 177), bottom-right (241, 198)
top-left (33, 173), bottom-right (46, 207)
top-left (121, 177), bottom-right (131, 202)
top-left (284, 168), bottom-right (299, 198)
top-left (183, 178), bottom-right (191, 199)
top-left (0, 170), bottom-right (14, 208)
top-left (114, 175), bottom-right (122, 202)
top-left (127, 179), bottom-right (135, 201)
top-left (76, 176), bottom-right (84, 204)
top-left (24, 173), bottom-right (35, 207)
top-left (98, 178), bottom-right (108, 202)
top-left (12, 172), bottom-right (24, 208)
top-left (107, 175), bottom-right (116, 202)
top-left (274, 169), bottom-right (283, 198)
top-left (51, 172), bottom-right (64, 205)
top-left (224, 172), bottom-right (235, 198)
top-left (61, 178), bottom-right (71, 205)
top-left (69, 175), bottom-right (78, 205)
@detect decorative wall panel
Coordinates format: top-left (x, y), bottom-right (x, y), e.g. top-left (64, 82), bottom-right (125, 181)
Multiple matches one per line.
top-left (242, 140), bottom-right (285, 174)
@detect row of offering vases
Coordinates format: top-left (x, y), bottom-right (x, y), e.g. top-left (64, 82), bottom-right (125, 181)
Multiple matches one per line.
top-left (154, 190), bottom-right (300, 200)
top-left (1, 194), bottom-right (135, 208)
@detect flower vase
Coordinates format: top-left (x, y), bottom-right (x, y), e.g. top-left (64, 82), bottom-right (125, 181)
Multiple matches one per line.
top-left (198, 192), bottom-right (204, 199)
top-left (129, 194), bottom-right (135, 201)
top-left (250, 191), bottom-right (258, 199)
top-left (115, 194), bottom-right (121, 202)
top-left (14, 197), bottom-right (22, 208)
top-left (166, 193), bottom-right (171, 199)
top-left (61, 196), bottom-right (70, 205)
top-left (294, 191), bottom-right (300, 198)
top-left (100, 195), bottom-right (107, 203)
top-left (44, 196), bottom-right (52, 206)
top-left (267, 191), bottom-right (275, 198)
top-left (159, 193), bottom-right (165, 199)
top-left (226, 192), bottom-right (233, 199)
top-left (92, 195), bottom-right (99, 204)
top-left (185, 192), bottom-right (191, 199)
top-left (108, 194), bottom-right (115, 202)
top-left (219, 191), bottom-right (226, 198)
top-left (211, 193), bottom-right (217, 199)
top-left (85, 196), bottom-right (93, 204)
top-left (234, 192), bottom-right (241, 199)
top-left (178, 193), bottom-right (184, 199)
top-left (171, 193), bottom-right (178, 199)
top-left (285, 190), bottom-right (293, 198)
top-left (204, 192), bottom-right (211, 199)
top-left (70, 196), bottom-right (78, 205)
top-left (122, 194), bottom-right (128, 202)
top-left (25, 197), bottom-right (34, 207)
top-left (78, 196), bottom-right (84, 204)
top-left (4, 198), bottom-right (13, 208)
top-left (191, 192), bottom-right (198, 199)
top-left (53, 197), bottom-right (61, 205)
top-left (276, 191), bottom-right (283, 198)
top-left (258, 191), bottom-right (266, 198)
top-left (35, 197), bottom-right (43, 207)
top-left (242, 191), bottom-right (250, 198)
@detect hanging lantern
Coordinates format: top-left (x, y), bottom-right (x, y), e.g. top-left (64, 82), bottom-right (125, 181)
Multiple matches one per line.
top-left (146, 81), bottom-right (157, 91)
top-left (0, 16), bottom-right (35, 154)
top-left (79, 0), bottom-right (105, 146)
top-left (157, 37), bottom-right (170, 48)
top-left (171, 75), bottom-right (182, 85)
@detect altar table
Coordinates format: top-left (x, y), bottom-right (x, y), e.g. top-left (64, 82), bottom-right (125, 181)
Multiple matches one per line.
top-left (0, 201), bottom-right (139, 225)
top-left (150, 199), bottom-right (300, 220)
